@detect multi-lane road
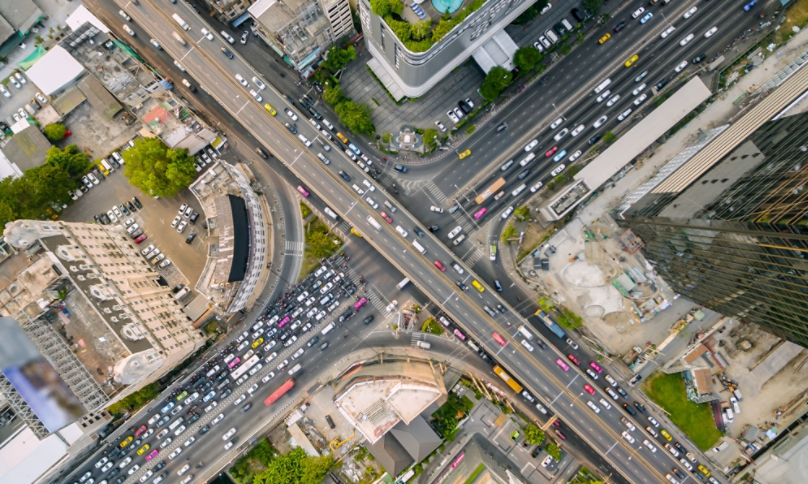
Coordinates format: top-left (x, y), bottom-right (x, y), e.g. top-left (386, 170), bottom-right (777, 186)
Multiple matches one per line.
top-left (69, 0), bottom-right (761, 482)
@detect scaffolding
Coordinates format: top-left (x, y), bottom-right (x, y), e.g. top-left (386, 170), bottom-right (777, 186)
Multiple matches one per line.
top-left (0, 375), bottom-right (49, 439)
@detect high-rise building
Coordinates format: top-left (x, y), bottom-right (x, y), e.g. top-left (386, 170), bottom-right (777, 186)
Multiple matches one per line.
top-left (617, 111), bottom-right (808, 348)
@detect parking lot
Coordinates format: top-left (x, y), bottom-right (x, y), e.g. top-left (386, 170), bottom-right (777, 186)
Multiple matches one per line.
top-left (0, 71), bottom-right (45, 128)
top-left (61, 160), bottom-right (210, 289)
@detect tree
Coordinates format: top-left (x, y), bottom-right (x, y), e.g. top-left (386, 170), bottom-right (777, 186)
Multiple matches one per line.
top-left (525, 424), bottom-right (546, 445)
top-left (514, 206), bottom-right (530, 221)
top-left (584, 0), bottom-right (604, 12)
top-left (501, 223), bottom-right (517, 244)
top-left (43, 123), bottom-right (66, 142)
top-left (321, 45), bottom-right (356, 72)
top-left (107, 383), bottom-right (160, 415)
top-left (411, 20), bottom-right (433, 40)
top-left (26, 164), bottom-right (75, 208)
top-left (546, 442), bottom-right (562, 461)
top-left (387, 18), bottom-right (413, 43)
top-left (122, 137), bottom-right (197, 198)
top-left (322, 84), bottom-right (344, 105)
top-left (253, 447), bottom-right (333, 484)
top-left (480, 66), bottom-right (512, 101)
top-left (557, 308), bottom-right (583, 330)
top-left (513, 47), bottom-right (543, 71)
top-left (369, 0), bottom-right (401, 17)
top-left (335, 101), bottom-right (375, 134)
top-left (46, 145), bottom-right (91, 177)
top-left (602, 131), bottom-right (616, 145)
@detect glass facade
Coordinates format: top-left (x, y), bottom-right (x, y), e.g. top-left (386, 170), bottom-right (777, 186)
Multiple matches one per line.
top-left (618, 112), bottom-right (808, 348)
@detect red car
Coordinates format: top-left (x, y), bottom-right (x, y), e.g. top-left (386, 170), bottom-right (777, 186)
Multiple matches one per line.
top-left (380, 211), bottom-right (392, 223)
top-left (554, 429), bottom-right (566, 440)
top-left (134, 425), bottom-right (147, 437)
top-left (567, 354), bottom-right (580, 365)
top-left (135, 234), bottom-right (147, 244)
top-left (584, 384), bottom-right (595, 395)
top-left (545, 146), bottom-right (559, 157)
top-left (552, 420), bottom-right (561, 427)
top-left (434, 260), bottom-right (446, 272)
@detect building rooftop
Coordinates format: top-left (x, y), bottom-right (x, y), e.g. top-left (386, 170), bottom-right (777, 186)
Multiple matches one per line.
top-left (77, 75), bottom-right (122, 122)
top-left (25, 45), bottom-right (86, 96)
top-left (0, 0), bottom-right (41, 34)
top-left (691, 368), bottom-right (713, 395)
top-left (1, 125), bottom-right (52, 172)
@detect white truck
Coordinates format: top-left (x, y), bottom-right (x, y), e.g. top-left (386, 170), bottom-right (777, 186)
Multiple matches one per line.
top-left (172, 14), bottom-right (190, 31)
top-left (172, 32), bottom-right (187, 45)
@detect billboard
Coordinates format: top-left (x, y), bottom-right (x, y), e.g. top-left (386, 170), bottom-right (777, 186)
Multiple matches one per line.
top-left (0, 317), bottom-right (86, 433)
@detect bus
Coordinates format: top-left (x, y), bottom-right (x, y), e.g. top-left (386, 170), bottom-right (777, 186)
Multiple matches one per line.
top-left (366, 215), bottom-right (382, 231)
top-left (534, 310), bottom-right (567, 339)
top-left (230, 354), bottom-right (260, 380)
top-left (264, 379), bottom-right (294, 406)
top-left (493, 365), bottom-right (523, 393)
top-left (475, 177), bottom-right (506, 204)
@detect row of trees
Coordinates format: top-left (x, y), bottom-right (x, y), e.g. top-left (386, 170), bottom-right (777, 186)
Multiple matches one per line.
top-left (107, 382), bottom-right (160, 416)
top-left (316, 46), bottom-right (376, 135)
top-left (0, 145), bottom-right (93, 235)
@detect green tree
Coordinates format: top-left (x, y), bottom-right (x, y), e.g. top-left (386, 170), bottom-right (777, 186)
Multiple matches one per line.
top-left (43, 123), bottom-right (67, 142)
top-left (107, 383), bottom-right (160, 415)
top-left (524, 424), bottom-right (546, 445)
top-left (501, 223), bottom-right (517, 244)
top-left (322, 83), bottom-right (344, 105)
top-left (387, 18), bottom-right (413, 43)
top-left (480, 66), bottom-right (512, 101)
top-left (321, 45), bottom-right (356, 72)
top-left (369, 0), bottom-right (401, 17)
top-left (27, 164), bottom-right (75, 207)
top-left (335, 101), bottom-right (375, 134)
top-left (557, 308), bottom-right (583, 330)
top-left (122, 137), bottom-right (197, 198)
top-left (546, 442), bottom-right (562, 461)
top-left (253, 447), bottom-right (333, 484)
top-left (411, 20), bottom-right (433, 40)
top-left (514, 206), bottom-right (530, 221)
top-left (307, 225), bottom-right (338, 259)
top-left (513, 46), bottom-right (543, 71)
top-left (584, 0), bottom-right (604, 12)
top-left (602, 131), bottom-right (616, 145)
top-left (46, 145), bottom-right (92, 177)
top-left (560, 44), bottom-right (572, 55)
top-left (538, 296), bottom-right (554, 312)
top-left (423, 128), bottom-right (438, 148)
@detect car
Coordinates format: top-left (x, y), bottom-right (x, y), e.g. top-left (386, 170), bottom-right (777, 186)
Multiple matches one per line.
top-left (458, 100), bottom-right (471, 114)
top-left (598, 33), bottom-right (611, 44)
top-left (394, 164), bottom-right (408, 173)
top-left (448, 226), bottom-right (462, 239)
top-left (0, 85), bottom-right (9, 98)
top-left (704, 26), bottom-right (717, 38)
top-left (680, 33), bottom-right (695, 46)
top-left (525, 139), bottom-right (539, 151)
top-left (241, 32), bottom-right (248, 44)
top-left (568, 150), bottom-right (582, 162)
top-left (617, 108), bottom-right (633, 122)
top-left (661, 26), bottom-right (676, 39)
top-left (661, 429), bottom-right (672, 441)
top-left (744, 1), bottom-right (756, 11)
top-left (137, 443), bottom-right (150, 455)
top-left (552, 150), bottom-right (567, 162)
top-left (222, 428), bottom-right (237, 440)
top-left (458, 149), bottom-right (471, 159)
top-left (684, 6), bottom-right (698, 19)
top-left (634, 401), bottom-right (647, 413)
top-left (501, 206), bottom-right (514, 219)
top-left (597, 90), bottom-right (610, 102)
top-left (698, 465), bottom-right (711, 477)
top-left (168, 447), bottom-right (182, 460)
top-left (567, 354), bottom-right (580, 365)
top-left (593, 115), bottom-right (608, 128)
top-left (200, 27), bottom-right (214, 41)
top-left (150, 38), bottom-right (162, 50)
top-left (235, 74), bottom-right (248, 87)
top-left (379, 211), bottom-right (392, 223)
top-left (622, 431), bottom-right (635, 443)
top-left (640, 12), bottom-right (653, 24)
top-left (250, 90), bottom-right (262, 102)
top-left (584, 384), bottom-right (595, 395)
top-left (614, 21), bottom-right (626, 32)
top-left (553, 128), bottom-right (569, 141)
top-left (648, 416), bottom-right (660, 427)
top-left (625, 54), bottom-right (639, 67)
top-left (221, 47), bottom-right (234, 58)
top-left (675, 60), bottom-right (688, 73)
top-left (606, 95), bottom-right (621, 107)
top-left (643, 439), bottom-right (657, 452)
top-left (631, 7), bottom-right (645, 18)
top-left (633, 94), bottom-right (648, 106)
top-left (693, 53), bottom-right (707, 64)
top-left (545, 146), bottom-right (558, 157)
top-left (447, 110), bottom-right (459, 123)
top-left (95, 457), bottom-right (109, 468)
top-left (453, 107), bottom-right (464, 120)
top-left (585, 368), bottom-right (599, 380)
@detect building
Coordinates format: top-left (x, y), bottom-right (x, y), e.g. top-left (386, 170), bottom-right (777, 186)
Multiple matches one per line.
top-left (3, 219), bottom-right (207, 401)
top-left (358, 0), bottom-right (534, 99)
top-left (0, 0), bottom-right (43, 52)
top-left (333, 361), bottom-right (446, 476)
top-left (428, 434), bottom-right (525, 484)
top-left (202, 0), bottom-right (256, 25)
top-left (741, 418), bottom-right (808, 484)
top-left (616, 109), bottom-right (808, 349)
top-left (249, 0), bottom-right (355, 74)
top-left (0, 125), bottom-right (51, 178)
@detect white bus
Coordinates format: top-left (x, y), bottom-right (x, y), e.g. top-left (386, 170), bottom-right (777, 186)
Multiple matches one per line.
top-left (172, 14), bottom-right (190, 31)
top-left (321, 322), bottom-right (335, 335)
top-left (366, 216), bottom-right (382, 231)
top-left (412, 240), bottom-right (427, 255)
top-left (230, 355), bottom-right (260, 380)
top-left (518, 325), bottom-right (534, 340)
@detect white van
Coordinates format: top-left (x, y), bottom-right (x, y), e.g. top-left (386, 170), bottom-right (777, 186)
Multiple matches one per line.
top-left (288, 364), bottom-right (302, 375)
top-left (545, 29), bottom-right (559, 44)
top-left (101, 159), bottom-right (115, 173)
top-left (366, 215), bottom-right (382, 231)
top-left (321, 322), bottom-right (335, 335)
top-left (594, 78), bottom-right (612, 94)
top-left (518, 325), bottom-right (534, 340)
top-left (561, 18), bottom-right (573, 31)
top-left (412, 240), bottom-right (427, 255)
top-left (172, 14), bottom-right (190, 31)
top-left (725, 408), bottom-right (734, 424)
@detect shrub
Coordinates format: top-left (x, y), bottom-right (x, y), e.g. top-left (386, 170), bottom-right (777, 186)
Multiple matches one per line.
top-left (481, 66), bottom-right (513, 101)
top-left (44, 123), bottom-right (67, 142)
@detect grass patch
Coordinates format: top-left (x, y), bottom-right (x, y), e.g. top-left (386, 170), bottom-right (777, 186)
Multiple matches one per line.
top-left (643, 373), bottom-right (723, 451)
top-left (422, 317), bottom-right (444, 335)
top-left (371, 97), bottom-right (380, 106)
top-left (780, 0), bottom-right (808, 43)
top-left (300, 217), bottom-right (343, 279)
top-left (300, 202), bottom-right (312, 219)
top-left (464, 463), bottom-right (485, 484)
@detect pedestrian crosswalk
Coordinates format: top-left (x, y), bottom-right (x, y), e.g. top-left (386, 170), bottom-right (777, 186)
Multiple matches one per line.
top-left (423, 181), bottom-right (448, 204)
top-left (462, 246), bottom-right (484, 266)
top-left (450, 210), bottom-right (476, 234)
top-left (284, 240), bottom-right (304, 254)
top-left (336, 220), bottom-right (352, 234)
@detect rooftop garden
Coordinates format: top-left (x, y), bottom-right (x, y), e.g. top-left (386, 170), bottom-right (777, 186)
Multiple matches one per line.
top-left (370, 0), bottom-right (487, 52)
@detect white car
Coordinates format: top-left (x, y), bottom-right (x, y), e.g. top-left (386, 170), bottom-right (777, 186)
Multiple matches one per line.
top-left (15, 74), bottom-right (26, 85)
top-left (233, 394), bottom-right (247, 406)
top-left (599, 398), bottom-right (612, 409)
top-left (622, 431), bottom-right (635, 443)
top-left (252, 77), bottom-right (266, 90)
top-left (606, 95), bottom-right (621, 107)
top-left (435, 120), bottom-right (447, 132)
top-left (596, 90), bottom-right (611, 103)
top-left (174, 425), bottom-right (186, 436)
top-left (169, 447), bottom-right (183, 460)
top-left (622, 418), bottom-right (636, 431)
top-left (171, 216), bottom-right (181, 228)
top-left (222, 428), bottom-right (237, 440)
top-left (430, 206), bottom-right (443, 213)
top-left (224, 441), bottom-right (234, 450)
top-left (617, 108), bottom-right (633, 122)
top-left (262, 372), bottom-right (275, 383)
top-left (550, 164), bottom-right (565, 177)
top-left (200, 28), bottom-right (214, 40)
top-left (680, 33), bottom-right (694, 46)
top-left (586, 401), bottom-right (601, 413)
top-left (632, 7), bottom-right (645, 18)
top-left (683, 6), bottom-right (697, 19)
top-left (648, 416), bottom-right (660, 427)
top-left (235, 74), bottom-right (248, 87)
top-left (178, 464), bottom-right (191, 476)
top-left (679, 458), bottom-right (693, 471)
top-left (160, 437), bottom-right (173, 449)
top-left (633, 94), bottom-right (648, 106)
top-left (633, 83), bottom-right (646, 96)
top-left (107, 210), bottom-right (118, 223)
top-left (150, 38), bottom-right (161, 50)
top-left (661, 26), bottom-right (676, 39)
top-left (604, 375), bottom-right (617, 386)
top-left (177, 221), bottom-right (187, 233)
top-left (447, 110), bottom-right (459, 123)
top-left (250, 90), bottom-right (262, 102)
top-left (568, 150), bottom-right (582, 162)
top-left (704, 26), bottom-right (718, 38)
top-left (571, 124), bottom-right (585, 136)
top-left (95, 457), bottom-right (109, 468)
top-left (123, 24), bottom-right (135, 36)
top-left (128, 464), bottom-right (140, 475)
top-left (140, 470), bottom-right (153, 482)
top-left (501, 206), bottom-right (513, 219)
top-left (184, 437), bottom-right (195, 447)
top-left (285, 108), bottom-right (298, 121)
top-left (211, 413), bottom-right (225, 425)
top-left (119, 457), bottom-right (132, 468)
top-left (674, 60), bottom-right (688, 73)
top-left (553, 128), bottom-right (569, 141)
top-left (119, 9), bottom-right (131, 21)
top-left (524, 139), bottom-right (538, 151)
top-left (643, 439), bottom-right (657, 452)
top-left (160, 259), bottom-right (172, 268)
top-left (593, 115), bottom-right (608, 128)
top-left (550, 117), bottom-right (564, 129)
top-left (448, 226), bottom-right (462, 239)
top-left (541, 455), bottom-right (553, 468)
top-left (205, 401), bottom-right (218, 412)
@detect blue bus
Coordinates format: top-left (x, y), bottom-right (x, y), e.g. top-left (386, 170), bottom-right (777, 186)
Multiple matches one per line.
top-left (534, 310), bottom-right (566, 339)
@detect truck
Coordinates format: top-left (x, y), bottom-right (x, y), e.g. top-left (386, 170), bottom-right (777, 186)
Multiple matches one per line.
top-left (493, 365), bottom-right (523, 393)
top-left (263, 379), bottom-right (294, 406)
top-left (396, 277), bottom-right (410, 290)
top-left (172, 13), bottom-right (190, 31)
top-left (172, 32), bottom-right (187, 45)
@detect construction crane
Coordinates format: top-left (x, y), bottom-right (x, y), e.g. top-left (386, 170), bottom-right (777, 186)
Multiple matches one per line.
top-left (329, 432), bottom-right (355, 451)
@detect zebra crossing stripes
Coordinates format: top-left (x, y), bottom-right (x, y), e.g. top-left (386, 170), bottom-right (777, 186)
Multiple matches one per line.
top-left (336, 221), bottom-right (351, 234)
top-left (284, 241), bottom-right (304, 254)
top-left (450, 212), bottom-right (475, 234)
top-left (462, 247), bottom-right (484, 266)
top-left (424, 182), bottom-right (448, 203)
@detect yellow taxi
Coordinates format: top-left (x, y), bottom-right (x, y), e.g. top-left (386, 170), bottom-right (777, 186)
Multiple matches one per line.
top-left (263, 103), bottom-right (277, 116)
top-left (120, 436), bottom-right (133, 448)
top-left (336, 132), bottom-right (348, 144)
top-left (137, 443), bottom-right (150, 456)
top-left (625, 54), bottom-right (639, 67)
top-left (698, 465), bottom-right (710, 477)
top-left (251, 337), bottom-right (263, 349)
top-left (458, 149), bottom-right (471, 159)
top-left (598, 33), bottom-right (611, 44)
top-left (350, 228), bottom-right (363, 238)
top-left (660, 429), bottom-right (672, 441)
top-left (471, 280), bottom-right (484, 292)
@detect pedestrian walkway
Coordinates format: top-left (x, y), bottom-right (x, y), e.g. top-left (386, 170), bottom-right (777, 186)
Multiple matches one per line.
top-left (284, 240), bottom-right (304, 255)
